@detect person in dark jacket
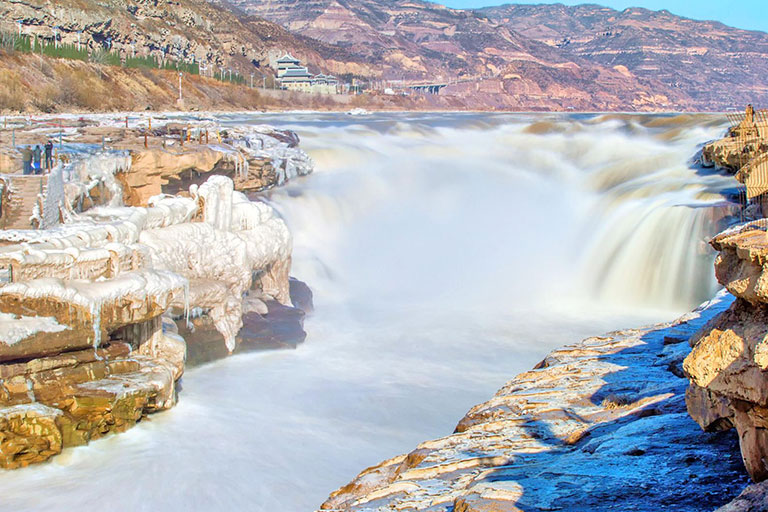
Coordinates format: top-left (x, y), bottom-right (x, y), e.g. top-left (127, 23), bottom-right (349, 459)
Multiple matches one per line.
top-left (44, 140), bottom-right (53, 170)
top-left (21, 146), bottom-right (33, 175)
top-left (32, 145), bottom-right (42, 174)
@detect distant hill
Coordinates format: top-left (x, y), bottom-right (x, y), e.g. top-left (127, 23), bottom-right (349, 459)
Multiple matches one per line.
top-left (238, 0), bottom-right (768, 110)
top-left (479, 3), bottom-right (768, 108)
top-left (1, 0), bottom-right (767, 111)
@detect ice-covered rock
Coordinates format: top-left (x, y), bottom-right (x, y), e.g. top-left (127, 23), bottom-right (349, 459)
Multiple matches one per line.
top-left (0, 169), bottom-right (304, 468)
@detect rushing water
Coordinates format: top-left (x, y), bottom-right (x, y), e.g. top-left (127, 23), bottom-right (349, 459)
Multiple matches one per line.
top-left (0, 113), bottom-right (737, 511)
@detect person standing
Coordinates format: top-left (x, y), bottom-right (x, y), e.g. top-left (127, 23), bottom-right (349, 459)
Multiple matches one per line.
top-left (21, 146), bottom-right (33, 175)
top-left (32, 145), bottom-right (42, 174)
top-left (44, 140), bottom-right (53, 170)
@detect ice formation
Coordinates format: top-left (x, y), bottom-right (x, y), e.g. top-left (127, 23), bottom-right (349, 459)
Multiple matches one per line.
top-left (0, 174), bottom-right (292, 353)
top-left (0, 115), bottom-right (307, 469)
top-left (141, 177), bottom-right (292, 351)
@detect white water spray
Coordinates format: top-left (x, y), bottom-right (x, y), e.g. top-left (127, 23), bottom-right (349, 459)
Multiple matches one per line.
top-left (0, 113), bottom-right (736, 512)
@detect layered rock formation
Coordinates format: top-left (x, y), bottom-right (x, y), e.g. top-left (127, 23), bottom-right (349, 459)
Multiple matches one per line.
top-left (4, 0), bottom-right (768, 111)
top-left (0, 173), bottom-right (305, 467)
top-left (684, 221), bottom-right (768, 483)
top-left (322, 294), bottom-right (749, 511)
top-left (0, 116), bottom-right (314, 469)
top-left (0, 0), bottom-right (359, 79)
top-left (480, 4), bottom-right (768, 110)
top-left (121, 124), bottom-right (313, 205)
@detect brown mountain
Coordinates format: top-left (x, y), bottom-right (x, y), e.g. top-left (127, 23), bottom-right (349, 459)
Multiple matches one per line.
top-left (2, 0), bottom-right (767, 111)
top-left (239, 0), bottom-right (768, 110)
top-left (479, 3), bottom-right (768, 108)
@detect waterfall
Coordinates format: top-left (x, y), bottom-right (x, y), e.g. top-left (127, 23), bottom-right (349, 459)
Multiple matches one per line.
top-left (0, 112), bottom-right (737, 512)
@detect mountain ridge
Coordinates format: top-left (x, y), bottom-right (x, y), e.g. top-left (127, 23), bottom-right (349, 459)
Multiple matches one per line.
top-left (239, 0), bottom-right (768, 110)
top-left (1, 0), bottom-right (767, 111)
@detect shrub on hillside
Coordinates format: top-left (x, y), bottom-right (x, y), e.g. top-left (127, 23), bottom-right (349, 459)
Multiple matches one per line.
top-left (32, 85), bottom-right (60, 113)
top-left (0, 85), bottom-right (26, 112)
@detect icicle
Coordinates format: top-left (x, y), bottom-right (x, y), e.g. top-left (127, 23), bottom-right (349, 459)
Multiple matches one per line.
top-left (25, 379), bottom-right (36, 403)
top-left (184, 280), bottom-right (191, 328)
top-left (91, 300), bottom-right (103, 360)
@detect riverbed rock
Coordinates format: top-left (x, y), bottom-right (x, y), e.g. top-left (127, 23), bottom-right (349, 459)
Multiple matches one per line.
top-left (716, 480), bottom-right (768, 511)
top-left (0, 404), bottom-right (63, 469)
top-left (702, 136), bottom-right (765, 172)
top-left (0, 329), bottom-right (184, 468)
top-left (322, 293), bottom-right (749, 511)
top-left (701, 106), bottom-right (768, 172)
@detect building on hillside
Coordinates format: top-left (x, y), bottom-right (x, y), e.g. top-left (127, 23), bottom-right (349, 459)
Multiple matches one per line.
top-left (275, 53), bottom-right (340, 94)
top-left (276, 54), bottom-right (302, 75)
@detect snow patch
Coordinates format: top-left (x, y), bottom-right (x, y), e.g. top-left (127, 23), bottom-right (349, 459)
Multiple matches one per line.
top-left (0, 312), bottom-right (69, 346)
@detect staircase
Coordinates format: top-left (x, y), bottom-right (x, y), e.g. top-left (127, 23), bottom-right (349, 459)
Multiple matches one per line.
top-left (1, 175), bottom-right (47, 230)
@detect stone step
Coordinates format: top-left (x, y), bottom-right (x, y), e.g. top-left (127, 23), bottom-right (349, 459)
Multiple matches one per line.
top-left (1, 177), bottom-right (48, 229)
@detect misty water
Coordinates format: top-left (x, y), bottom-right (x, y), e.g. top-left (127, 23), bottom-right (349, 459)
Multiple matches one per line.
top-left (0, 113), bottom-right (736, 511)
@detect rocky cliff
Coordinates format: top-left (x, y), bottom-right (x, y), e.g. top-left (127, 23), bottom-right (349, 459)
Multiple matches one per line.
top-left (0, 0), bottom-right (362, 78)
top-left (685, 222), bottom-right (768, 483)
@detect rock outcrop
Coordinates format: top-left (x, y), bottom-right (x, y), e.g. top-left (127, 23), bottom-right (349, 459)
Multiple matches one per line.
top-left (0, 173), bottom-right (304, 468)
top-left (0, 116), bottom-right (314, 469)
top-left (701, 108), bottom-right (768, 173)
top-left (716, 480), bottom-right (768, 511)
top-left (685, 221), bottom-right (768, 483)
top-left (120, 124), bottom-right (313, 206)
top-left (322, 294), bottom-right (748, 511)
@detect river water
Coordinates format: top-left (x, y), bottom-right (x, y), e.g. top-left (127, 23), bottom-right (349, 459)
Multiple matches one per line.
top-left (0, 113), bottom-right (736, 511)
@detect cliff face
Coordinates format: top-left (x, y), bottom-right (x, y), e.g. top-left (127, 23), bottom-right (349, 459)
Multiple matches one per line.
top-left (685, 222), bottom-right (768, 483)
top-left (322, 294), bottom-right (748, 511)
